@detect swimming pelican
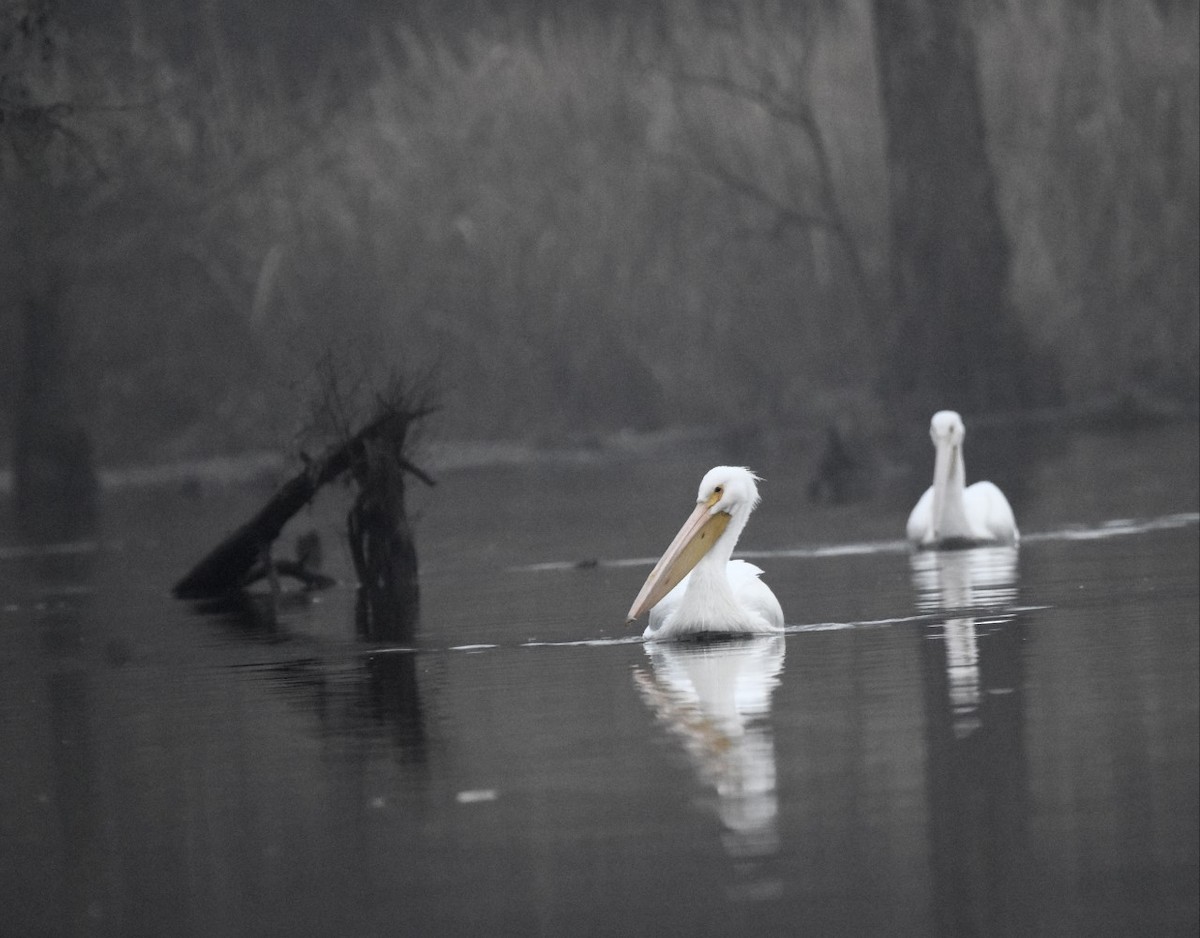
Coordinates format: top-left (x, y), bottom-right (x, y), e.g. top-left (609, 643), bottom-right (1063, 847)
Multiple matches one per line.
top-left (627, 466), bottom-right (784, 640)
top-left (907, 411), bottom-right (1019, 548)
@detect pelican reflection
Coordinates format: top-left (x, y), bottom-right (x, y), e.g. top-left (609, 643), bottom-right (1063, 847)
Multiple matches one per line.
top-left (910, 545), bottom-right (1019, 615)
top-left (910, 546), bottom-right (1019, 738)
top-left (634, 636), bottom-right (784, 861)
top-left (912, 547), bottom-right (1033, 934)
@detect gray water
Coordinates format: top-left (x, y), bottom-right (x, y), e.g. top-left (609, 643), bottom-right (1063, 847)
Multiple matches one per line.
top-left (1, 422), bottom-right (1197, 937)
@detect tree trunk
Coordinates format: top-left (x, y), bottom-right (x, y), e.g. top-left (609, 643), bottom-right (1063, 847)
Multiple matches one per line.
top-left (349, 437), bottom-right (422, 643)
top-left (871, 0), bottom-right (1058, 415)
top-left (14, 291), bottom-right (99, 541)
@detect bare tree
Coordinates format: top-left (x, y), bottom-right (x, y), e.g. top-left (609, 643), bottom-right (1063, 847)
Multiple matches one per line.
top-left (2, 1), bottom-right (98, 539)
top-left (871, 0), bottom-right (1058, 415)
top-left (662, 3), bottom-right (875, 308)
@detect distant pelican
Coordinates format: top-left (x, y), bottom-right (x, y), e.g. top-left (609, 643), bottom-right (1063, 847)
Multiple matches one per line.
top-left (907, 411), bottom-right (1019, 548)
top-left (627, 466), bottom-right (784, 640)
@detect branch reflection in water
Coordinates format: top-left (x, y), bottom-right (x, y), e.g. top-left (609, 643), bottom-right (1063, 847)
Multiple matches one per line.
top-left (634, 636), bottom-right (785, 898)
top-left (910, 546), bottom-right (1019, 738)
top-left (199, 591), bottom-right (429, 756)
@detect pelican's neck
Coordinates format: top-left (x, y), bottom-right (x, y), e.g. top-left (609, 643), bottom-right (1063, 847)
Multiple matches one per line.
top-left (932, 442), bottom-right (972, 540)
top-left (694, 512), bottom-right (741, 577)
top-left (678, 507), bottom-right (750, 627)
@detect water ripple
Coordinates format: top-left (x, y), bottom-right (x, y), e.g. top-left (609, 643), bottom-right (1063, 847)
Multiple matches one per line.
top-left (510, 512), bottom-right (1199, 572)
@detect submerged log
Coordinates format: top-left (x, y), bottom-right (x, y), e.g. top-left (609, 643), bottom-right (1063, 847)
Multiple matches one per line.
top-left (172, 408), bottom-right (434, 600)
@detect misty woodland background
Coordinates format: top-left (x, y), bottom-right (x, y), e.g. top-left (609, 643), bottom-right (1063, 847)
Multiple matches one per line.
top-left (1, 0), bottom-right (1197, 469)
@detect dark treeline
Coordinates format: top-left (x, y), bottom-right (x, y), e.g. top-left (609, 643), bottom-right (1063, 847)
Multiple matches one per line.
top-left (2, 0), bottom-right (1197, 472)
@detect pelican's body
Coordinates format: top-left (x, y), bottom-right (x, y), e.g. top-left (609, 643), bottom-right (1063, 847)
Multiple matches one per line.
top-left (907, 411), bottom-right (1018, 548)
top-left (627, 466), bottom-right (784, 641)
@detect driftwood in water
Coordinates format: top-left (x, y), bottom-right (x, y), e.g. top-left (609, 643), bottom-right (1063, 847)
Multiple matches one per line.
top-left (239, 546), bottom-right (337, 594)
top-left (172, 408), bottom-right (434, 600)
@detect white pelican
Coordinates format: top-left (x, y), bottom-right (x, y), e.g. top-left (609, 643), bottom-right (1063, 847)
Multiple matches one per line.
top-left (907, 411), bottom-right (1019, 548)
top-left (627, 466), bottom-right (784, 640)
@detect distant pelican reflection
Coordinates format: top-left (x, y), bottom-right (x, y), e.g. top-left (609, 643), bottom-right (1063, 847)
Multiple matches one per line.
top-left (910, 545), bottom-right (1019, 615)
top-left (910, 546), bottom-right (1019, 738)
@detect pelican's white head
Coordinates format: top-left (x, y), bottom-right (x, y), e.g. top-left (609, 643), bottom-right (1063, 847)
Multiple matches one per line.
top-left (626, 466), bottom-right (763, 623)
top-left (930, 410), bottom-right (966, 447)
top-left (695, 465), bottom-right (762, 522)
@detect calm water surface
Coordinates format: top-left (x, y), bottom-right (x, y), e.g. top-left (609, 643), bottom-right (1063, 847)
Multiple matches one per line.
top-left (1, 422), bottom-right (1197, 937)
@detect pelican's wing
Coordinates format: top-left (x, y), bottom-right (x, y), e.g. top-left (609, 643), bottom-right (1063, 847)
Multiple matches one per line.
top-left (727, 560), bottom-right (785, 630)
top-left (964, 481), bottom-right (1019, 544)
top-left (906, 486), bottom-right (935, 543)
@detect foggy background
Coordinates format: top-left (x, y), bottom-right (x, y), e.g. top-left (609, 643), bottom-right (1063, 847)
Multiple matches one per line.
top-left (2, 0), bottom-right (1197, 473)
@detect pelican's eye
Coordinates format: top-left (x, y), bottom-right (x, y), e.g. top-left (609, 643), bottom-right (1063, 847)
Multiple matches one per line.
top-left (713, 485), bottom-right (724, 496)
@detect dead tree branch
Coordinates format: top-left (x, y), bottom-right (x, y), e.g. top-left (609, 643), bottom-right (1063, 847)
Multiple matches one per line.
top-left (172, 406), bottom-right (435, 600)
